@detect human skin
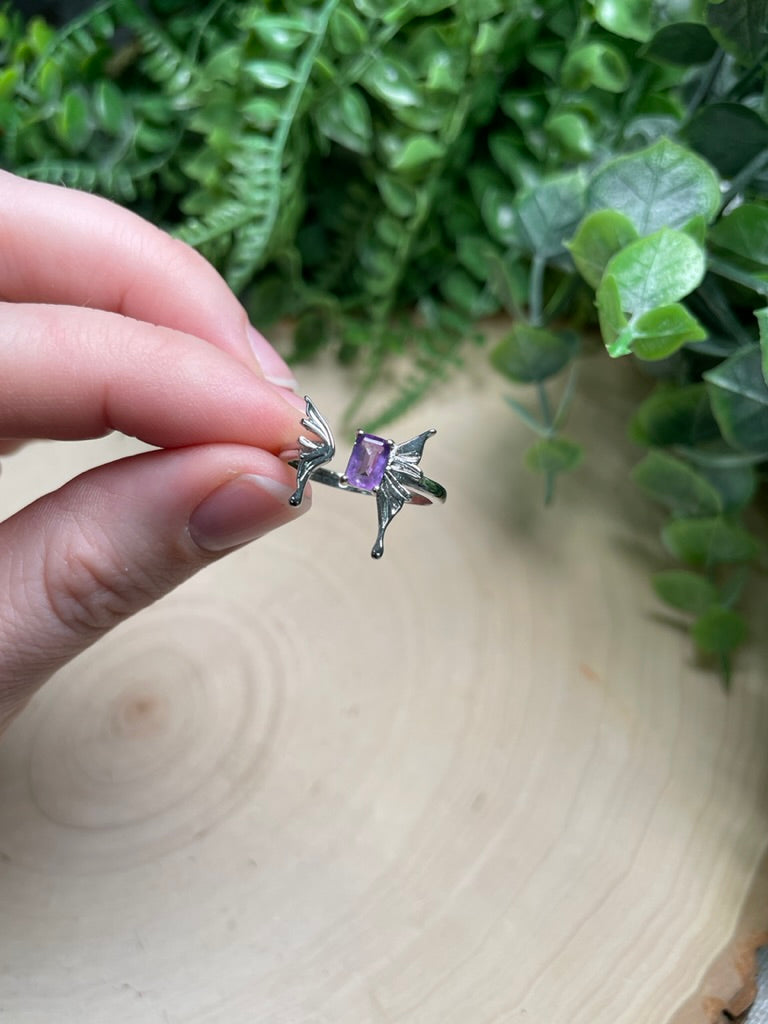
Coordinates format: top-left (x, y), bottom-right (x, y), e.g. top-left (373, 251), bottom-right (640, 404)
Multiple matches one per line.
top-left (0, 171), bottom-right (310, 733)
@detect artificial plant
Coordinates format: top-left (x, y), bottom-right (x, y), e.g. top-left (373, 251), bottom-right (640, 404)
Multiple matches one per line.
top-left (1, 0), bottom-right (766, 677)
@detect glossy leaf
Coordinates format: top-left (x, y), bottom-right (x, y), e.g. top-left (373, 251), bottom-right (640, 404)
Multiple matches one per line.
top-left (568, 210), bottom-right (638, 289)
top-left (685, 103), bottom-right (768, 178)
top-left (707, 0), bottom-right (768, 63)
top-left (596, 274), bottom-right (631, 356)
top-left (593, 0), bottom-right (654, 40)
top-left (315, 88), bottom-right (372, 154)
top-left (561, 42), bottom-right (630, 92)
top-left (632, 451), bottom-right (722, 517)
top-left (243, 61), bottom-right (294, 89)
top-left (491, 324), bottom-right (578, 383)
top-left (705, 345), bottom-right (768, 453)
top-left (631, 303), bottom-right (707, 360)
top-left (709, 204), bottom-right (768, 270)
top-left (643, 22), bottom-right (718, 64)
top-left (652, 570), bottom-right (719, 615)
top-left (387, 134), bottom-right (446, 171)
top-left (362, 57), bottom-right (420, 108)
top-left (662, 517), bottom-right (760, 566)
top-left (603, 229), bottom-right (706, 316)
top-left (587, 139), bottom-right (720, 236)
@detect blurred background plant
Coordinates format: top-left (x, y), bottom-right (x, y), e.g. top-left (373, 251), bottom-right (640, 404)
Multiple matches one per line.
top-left (1, 0), bottom-right (767, 678)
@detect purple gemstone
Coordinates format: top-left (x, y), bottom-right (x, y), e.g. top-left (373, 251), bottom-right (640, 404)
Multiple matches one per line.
top-left (345, 433), bottom-right (392, 490)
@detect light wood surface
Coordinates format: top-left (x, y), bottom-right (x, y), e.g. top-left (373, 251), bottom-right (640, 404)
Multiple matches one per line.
top-left (0, 340), bottom-right (766, 1024)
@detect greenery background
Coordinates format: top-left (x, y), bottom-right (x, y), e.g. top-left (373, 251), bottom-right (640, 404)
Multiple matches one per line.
top-left (1, 0), bottom-right (767, 677)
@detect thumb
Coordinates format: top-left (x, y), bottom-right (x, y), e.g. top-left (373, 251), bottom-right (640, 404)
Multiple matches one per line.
top-left (0, 444), bottom-right (309, 729)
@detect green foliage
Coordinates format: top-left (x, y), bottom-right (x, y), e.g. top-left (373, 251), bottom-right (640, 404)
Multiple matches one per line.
top-left (2, 0), bottom-right (767, 677)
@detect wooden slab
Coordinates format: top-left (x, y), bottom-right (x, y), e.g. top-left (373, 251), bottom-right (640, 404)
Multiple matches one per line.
top-left (0, 343), bottom-right (766, 1023)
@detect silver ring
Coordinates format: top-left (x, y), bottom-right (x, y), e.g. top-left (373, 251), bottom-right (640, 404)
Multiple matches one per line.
top-left (286, 397), bottom-right (446, 559)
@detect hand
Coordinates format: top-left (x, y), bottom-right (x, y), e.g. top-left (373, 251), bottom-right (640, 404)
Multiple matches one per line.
top-left (0, 172), bottom-right (310, 732)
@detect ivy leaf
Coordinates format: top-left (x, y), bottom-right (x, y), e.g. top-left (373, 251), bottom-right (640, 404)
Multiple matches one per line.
top-left (587, 139), bottom-right (720, 236)
top-left (685, 103), bottom-right (768, 178)
top-left (631, 303), bottom-right (707, 360)
top-left (704, 345), bottom-right (768, 453)
top-left (632, 450), bottom-right (723, 516)
top-left (561, 42), bottom-right (630, 92)
top-left (707, 0), bottom-right (768, 64)
top-left (567, 209), bottom-right (638, 289)
top-left (662, 517), bottom-right (760, 567)
top-left (652, 570), bottom-right (719, 615)
top-left (604, 228), bottom-right (706, 317)
top-left (630, 384), bottom-right (721, 446)
top-left (526, 437), bottom-right (583, 475)
top-left (491, 324), bottom-right (578, 383)
top-left (512, 172), bottom-right (587, 259)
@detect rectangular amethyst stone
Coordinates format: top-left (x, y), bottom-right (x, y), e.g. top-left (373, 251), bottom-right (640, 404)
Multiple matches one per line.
top-left (345, 433), bottom-right (392, 490)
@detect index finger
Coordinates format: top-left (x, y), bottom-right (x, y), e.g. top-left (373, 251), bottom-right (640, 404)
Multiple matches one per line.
top-left (0, 172), bottom-right (293, 383)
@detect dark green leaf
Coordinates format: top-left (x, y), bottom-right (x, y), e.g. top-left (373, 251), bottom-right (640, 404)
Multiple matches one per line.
top-left (631, 303), bottom-right (707, 360)
top-left (707, 0), bottom-right (768, 63)
top-left (709, 203), bottom-right (768, 270)
top-left (630, 384), bottom-right (721, 446)
top-left (491, 324), bottom-right (578, 383)
top-left (587, 139), bottom-right (720, 236)
top-left (93, 81), bottom-right (128, 134)
top-left (685, 103), bottom-right (768, 178)
top-left (481, 186), bottom-right (517, 246)
top-left (756, 307), bottom-right (768, 385)
top-left (632, 450), bottom-right (722, 516)
top-left (362, 57), bottom-right (420, 108)
top-left (643, 22), bottom-right (718, 64)
top-left (526, 437), bottom-right (583, 475)
top-left (692, 606), bottom-right (747, 655)
top-left (329, 7), bottom-right (368, 53)
top-left (705, 345), bottom-right (768, 452)
top-left (375, 174), bottom-right (418, 218)
top-left (696, 462), bottom-right (757, 511)
top-left (662, 517), bottom-right (760, 566)
top-left (568, 210), bottom-right (638, 289)
top-left (512, 172), bottom-right (587, 259)
top-left (561, 42), bottom-right (630, 92)
top-left (652, 570), bottom-right (719, 615)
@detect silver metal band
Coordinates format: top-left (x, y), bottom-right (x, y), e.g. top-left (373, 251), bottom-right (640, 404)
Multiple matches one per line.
top-left (287, 461), bottom-right (446, 505)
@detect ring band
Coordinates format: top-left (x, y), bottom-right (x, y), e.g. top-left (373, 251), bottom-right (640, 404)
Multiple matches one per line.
top-left (286, 397), bottom-right (446, 559)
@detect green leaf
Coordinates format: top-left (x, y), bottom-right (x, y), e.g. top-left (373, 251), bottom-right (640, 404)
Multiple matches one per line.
top-left (512, 171), bottom-right (587, 259)
top-left (246, 15), bottom-right (311, 51)
top-left (756, 307), bottom-right (768, 385)
top-left (243, 60), bottom-right (294, 88)
top-left (587, 139), bottom-right (720, 236)
top-left (329, 7), bottom-right (368, 53)
top-left (526, 437), bottom-right (583, 475)
top-left (481, 187), bottom-right (517, 246)
top-left (594, 0), bottom-right (654, 39)
top-left (685, 103), bottom-right (768, 178)
top-left (692, 606), bottom-right (747, 656)
top-left (546, 112), bottom-right (594, 160)
top-left (704, 345), bottom-right (768, 453)
top-left (632, 451), bottom-right (723, 516)
top-left (52, 88), bottom-right (92, 152)
top-left (387, 134), bottom-right (446, 171)
top-left (561, 42), bottom-right (630, 92)
top-left (709, 204), bottom-right (768, 271)
top-left (630, 384), bottom-right (721, 446)
top-left (0, 67), bottom-right (18, 101)
top-left (596, 274), bottom-right (632, 356)
top-left (707, 0), bottom-right (768, 63)
top-left (362, 57), bottom-right (420, 108)
top-left (603, 228), bottom-right (706, 316)
top-left (568, 210), bottom-right (638, 289)
top-left (696, 462), bottom-right (756, 511)
top-left (375, 174), bottom-right (418, 218)
top-left (652, 570), bottom-right (719, 615)
top-left (491, 324), bottom-right (578, 383)
top-left (631, 303), bottom-right (707, 360)
top-left (315, 88), bottom-right (372, 154)
top-left (662, 517), bottom-right (760, 567)
top-left (93, 81), bottom-right (128, 134)
top-left (643, 22), bottom-right (718, 64)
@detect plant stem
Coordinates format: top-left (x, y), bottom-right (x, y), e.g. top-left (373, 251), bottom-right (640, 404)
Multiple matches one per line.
top-left (529, 253), bottom-right (546, 328)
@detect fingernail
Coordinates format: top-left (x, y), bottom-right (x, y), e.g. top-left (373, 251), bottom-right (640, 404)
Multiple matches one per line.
top-left (280, 387), bottom-right (308, 412)
top-left (189, 474), bottom-right (308, 553)
top-left (246, 325), bottom-right (299, 391)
